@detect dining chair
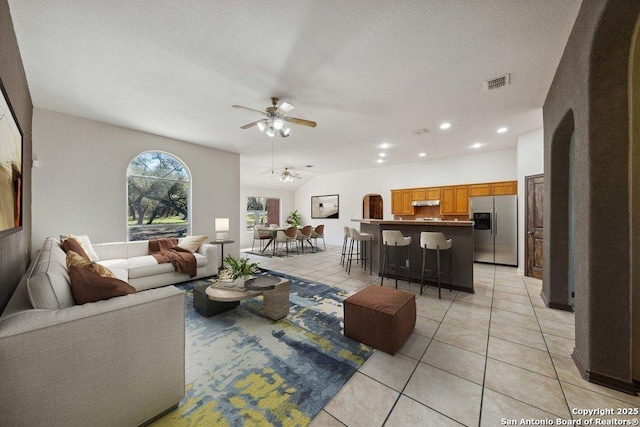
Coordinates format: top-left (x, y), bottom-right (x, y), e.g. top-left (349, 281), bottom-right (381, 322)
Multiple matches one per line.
top-left (252, 225), bottom-right (272, 251)
top-left (276, 226), bottom-right (298, 256)
top-left (296, 225), bottom-right (314, 252)
top-left (311, 224), bottom-right (325, 250)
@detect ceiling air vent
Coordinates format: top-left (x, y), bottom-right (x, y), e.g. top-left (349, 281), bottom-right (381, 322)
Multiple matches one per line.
top-left (484, 74), bottom-right (510, 91)
top-left (411, 128), bottom-right (430, 136)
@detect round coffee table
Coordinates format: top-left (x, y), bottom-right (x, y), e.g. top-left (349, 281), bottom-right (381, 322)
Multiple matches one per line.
top-left (194, 275), bottom-right (290, 320)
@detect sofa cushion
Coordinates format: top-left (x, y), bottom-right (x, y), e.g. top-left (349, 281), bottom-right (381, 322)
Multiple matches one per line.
top-left (68, 264), bottom-right (136, 304)
top-left (128, 253), bottom-right (208, 279)
top-left (66, 250), bottom-right (117, 279)
top-left (27, 237), bottom-right (75, 310)
top-left (60, 237), bottom-right (90, 261)
top-left (60, 234), bottom-right (99, 261)
top-left (177, 235), bottom-right (208, 253)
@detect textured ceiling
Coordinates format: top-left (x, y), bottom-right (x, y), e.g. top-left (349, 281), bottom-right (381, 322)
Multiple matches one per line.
top-left (8, 0), bottom-right (582, 189)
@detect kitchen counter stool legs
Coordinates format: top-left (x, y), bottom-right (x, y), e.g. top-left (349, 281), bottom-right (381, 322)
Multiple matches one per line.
top-left (347, 228), bottom-right (373, 275)
top-left (380, 230), bottom-right (412, 289)
top-left (420, 232), bottom-right (452, 299)
top-left (340, 226), bottom-right (351, 267)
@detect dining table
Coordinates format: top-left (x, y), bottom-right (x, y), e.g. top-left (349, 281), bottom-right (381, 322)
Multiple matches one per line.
top-left (260, 226), bottom-right (314, 255)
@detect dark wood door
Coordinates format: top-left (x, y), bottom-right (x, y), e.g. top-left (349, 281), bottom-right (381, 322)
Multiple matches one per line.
top-left (369, 195), bottom-right (383, 219)
top-left (526, 174), bottom-right (544, 278)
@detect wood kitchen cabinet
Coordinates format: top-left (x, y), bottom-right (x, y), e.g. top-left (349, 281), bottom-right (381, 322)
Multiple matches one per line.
top-left (491, 181), bottom-right (517, 195)
top-left (426, 188), bottom-right (440, 200)
top-left (391, 189), bottom-right (414, 215)
top-left (440, 186), bottom-right (469, 215)
top-left (468, 184), bottom-right (491, 197)
top-left (412, 188), bottom-right (426, 201)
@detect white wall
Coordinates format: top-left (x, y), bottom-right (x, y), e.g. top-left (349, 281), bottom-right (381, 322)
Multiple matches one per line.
top-left (294, 149), bottom-right (517, 247)
top-left (32, 108), bottom-right (241, 257)
top-left (516, 128), bottom-right (544, 274)
top-left (239, 186), bottom-right (295, 249)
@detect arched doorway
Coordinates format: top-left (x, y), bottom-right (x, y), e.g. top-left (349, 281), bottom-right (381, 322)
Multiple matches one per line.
top-left (362, 194), bottom-right (383, 219)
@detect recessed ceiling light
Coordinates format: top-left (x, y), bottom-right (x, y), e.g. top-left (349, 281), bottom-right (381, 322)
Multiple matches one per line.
top-left (419, 152), bottom-right (426, 157)
top-left (497, 127), bottom-right (508, 134)
top-left (471, 143), bottom-right (484, 149)
top-left (440, 122), bottom-right (451, 130)
top-left (379, 143), bottom-right (390, 149)
top-left (376, 159), bottom-right (384, 163)
top-left (379, 153), bottom-right (386, 157)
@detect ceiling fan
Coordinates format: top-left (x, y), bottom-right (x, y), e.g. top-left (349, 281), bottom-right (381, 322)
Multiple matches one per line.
top-left (232, 97), bottom-right (317, 138)
top-left (279, 167), bottom-right (302, 182)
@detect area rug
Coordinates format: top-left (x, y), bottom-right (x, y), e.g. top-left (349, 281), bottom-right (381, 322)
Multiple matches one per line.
top-left (152, 270), bottom-right (372, 426)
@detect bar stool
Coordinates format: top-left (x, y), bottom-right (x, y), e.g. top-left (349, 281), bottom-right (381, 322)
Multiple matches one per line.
top-left (340, 226), bottom-right (351, 267)
top-left (347, 228), bottom-right (373, 275)
top-left (380, 230), bottom-right (412, 289)
top-left (420, 232), bottom-right (452, 299)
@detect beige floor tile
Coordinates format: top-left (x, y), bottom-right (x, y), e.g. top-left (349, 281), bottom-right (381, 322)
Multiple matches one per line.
top-left (324, 372), bottom-right (398, 427)
top-left (422, 340), bottom-right (486, 385)
top-left (454, 292), bottom-right (493, 307)
top-left (489, 320), bottom-right (547, 351)
top-left (398, 332), bottom-right (431, 360)
top-left (404, 363), bottom-right (482, 426)
top-left (385, 395), bottom-right (463, 427)
top-left (551, 354), bottom-right (640, 406)
top-left (538, 318), bottom-right (575, 339)
top-left (491, 308), bottom-right (540, 331)
top-left (534, 306), bottom-right (575, 325)
top-left (494, 283), bottom-right (528, 296)
top-left (492, 299), bottom-right (535, 316)
top-left (359, 350), bottom-right (419, 392)
top-left (472, 287), bottom-right (494, 298)
top-left (487, 336), bottom-right (556, 378)
top-left (484, 358), bottom-right (569, 418)
top-left (493, 291), bottom-right (531, 305)
top-left (480, 388), bottom-right (559, 427)
top-left (530, 294), bottom-right (548, 308)
top-left (414, 315), bottom-right (441, 338)
top-left (544, 334), bottom-right (575, 358)
top-left (421, 285), bottom-right (458, 300)
top-left (562, 382), bottom-right (640, 422)
top-left (309, 410), bottom-right (344, 427)
top-left (434, 322), bottom-right (489, 355)
top-left (442, 307), bottom-right (490, 334)
top-left (415, 295), bottom-right (452, 321)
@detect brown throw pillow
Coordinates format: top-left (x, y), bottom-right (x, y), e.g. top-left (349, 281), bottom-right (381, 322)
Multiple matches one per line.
top-left (68, 264), bottom-right (136, 304)
top-left (65, 250), bottom-right (117, 279)
top-left (61, 237), bottom-right (91, 261)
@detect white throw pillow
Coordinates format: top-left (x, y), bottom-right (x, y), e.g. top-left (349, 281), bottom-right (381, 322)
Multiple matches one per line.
top-left (178, 235), bottom-right (208, 253)
top-left (60, 234), bottom-right (100, 262)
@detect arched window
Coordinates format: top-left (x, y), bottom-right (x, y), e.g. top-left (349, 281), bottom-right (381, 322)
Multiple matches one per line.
top-left (127, 151), bottom-right (191, 241)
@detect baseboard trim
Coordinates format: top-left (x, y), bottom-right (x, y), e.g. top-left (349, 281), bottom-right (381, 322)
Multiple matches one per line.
top-left (138, 403), bottom-right (179, 427)
top-left (572, 350), bottom-right (638, 396)
top-left (539, 291), bottom-right (573, 312)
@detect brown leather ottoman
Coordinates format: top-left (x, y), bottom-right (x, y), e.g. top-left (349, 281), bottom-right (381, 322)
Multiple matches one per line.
top-left (343, 285), bottom-right (416, 354)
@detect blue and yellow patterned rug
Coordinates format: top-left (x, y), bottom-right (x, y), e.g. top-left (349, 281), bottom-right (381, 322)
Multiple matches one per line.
top-left (153, 270), bottom-right (372, 426)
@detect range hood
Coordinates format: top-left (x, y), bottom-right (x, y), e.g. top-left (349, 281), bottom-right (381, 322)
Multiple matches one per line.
top-left (412, 200), bottom-right (440, 207)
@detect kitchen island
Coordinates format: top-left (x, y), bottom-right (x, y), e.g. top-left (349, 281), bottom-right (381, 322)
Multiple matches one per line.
top-left (352, 219), bottom-right (474, 293)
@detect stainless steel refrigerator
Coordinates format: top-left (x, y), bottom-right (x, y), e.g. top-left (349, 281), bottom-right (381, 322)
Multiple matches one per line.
top-left (469, 195), bottom-right (517, 266)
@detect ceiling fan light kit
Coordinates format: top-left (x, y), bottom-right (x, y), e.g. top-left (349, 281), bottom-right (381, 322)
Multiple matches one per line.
top-left (233, 97), bottom-right (317, 138)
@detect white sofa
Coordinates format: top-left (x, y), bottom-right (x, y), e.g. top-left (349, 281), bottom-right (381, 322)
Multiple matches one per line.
top-left (0, 236), bottom-right (217, 426)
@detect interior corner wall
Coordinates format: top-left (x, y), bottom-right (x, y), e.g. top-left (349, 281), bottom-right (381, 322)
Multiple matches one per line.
top-left (32, 108), bottom-right (241, 257)
top-left (239, 186), bottom-right (295, 249)
top-left (294, 149), bottom-right (517, 248)
top-left (0, 0), bottom-right (33, 314)
top-left (630, 15), bottom-right (640, 383)
top-left (516, 127), bottom-right (544, 275)
top-left (543, 0), bottom-right (639, 389)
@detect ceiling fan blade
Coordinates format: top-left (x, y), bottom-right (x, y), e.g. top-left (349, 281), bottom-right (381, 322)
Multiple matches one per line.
top-left (240, 120), bottom-right (264, 129)
top-left (285, 117), bottom-right (317, 128)
top-left (275, 101), bottom-right (294, 116)
top-left (232, 105), bottom-right (267, 116)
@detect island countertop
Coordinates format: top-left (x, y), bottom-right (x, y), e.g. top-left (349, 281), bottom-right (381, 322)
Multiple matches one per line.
top-left (352, 219), bottom-right (474, 293)
top-left (352, 219), bottom-right (473, 227)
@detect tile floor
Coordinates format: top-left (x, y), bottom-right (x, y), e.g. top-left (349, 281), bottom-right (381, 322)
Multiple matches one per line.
top-left (244, 245), bottom-right (640, 426)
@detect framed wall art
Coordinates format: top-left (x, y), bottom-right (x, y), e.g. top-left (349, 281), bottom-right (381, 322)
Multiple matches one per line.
top-left (311, 194), bottom-right (339, 219)
top-left (0, 77), bottom-right (23, 237)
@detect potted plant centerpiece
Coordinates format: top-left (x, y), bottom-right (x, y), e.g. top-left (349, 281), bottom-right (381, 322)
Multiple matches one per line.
top-left (286, 209), bottom-right (302, 227)
top-left (220, 255), bottom-right (260, 287)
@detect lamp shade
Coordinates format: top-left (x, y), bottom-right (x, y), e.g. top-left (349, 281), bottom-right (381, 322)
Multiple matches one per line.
top-left (215, 218), bottom-right (229, 232)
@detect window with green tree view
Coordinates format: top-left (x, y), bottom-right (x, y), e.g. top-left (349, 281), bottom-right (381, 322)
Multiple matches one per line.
top-left (246, 196), bottom-right (280, 232)
top-left (127, 152), bottom-right (190, 241)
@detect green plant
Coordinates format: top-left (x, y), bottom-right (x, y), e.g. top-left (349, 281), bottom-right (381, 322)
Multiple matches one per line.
top-left (221, 255), bottom-right (259, 280)
top-left (286, 209), bottom-right (302, 227)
